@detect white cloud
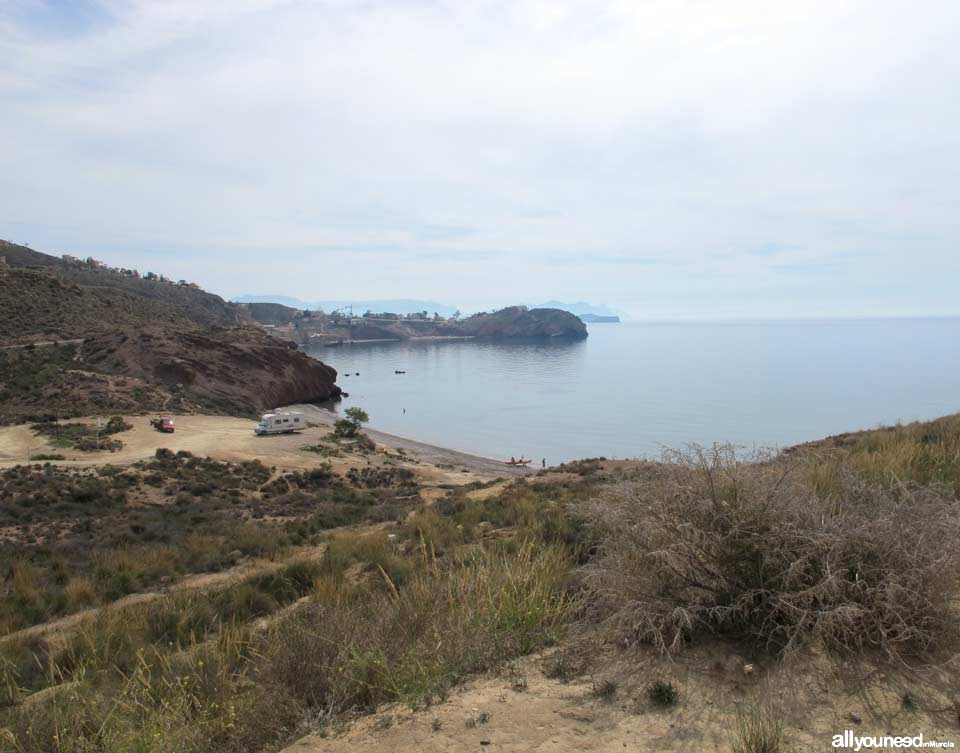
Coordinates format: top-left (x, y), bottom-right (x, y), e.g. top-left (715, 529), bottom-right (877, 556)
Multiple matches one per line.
top-left (1, 0), bottom-right (958, 317)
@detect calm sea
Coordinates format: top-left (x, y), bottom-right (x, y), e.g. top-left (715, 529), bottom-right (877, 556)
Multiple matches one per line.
top-left (305, 319), bottom-right (960, 464)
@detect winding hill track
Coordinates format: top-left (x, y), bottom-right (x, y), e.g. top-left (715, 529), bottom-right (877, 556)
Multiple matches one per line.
top-left (0, 543), bottom-right (329, 647)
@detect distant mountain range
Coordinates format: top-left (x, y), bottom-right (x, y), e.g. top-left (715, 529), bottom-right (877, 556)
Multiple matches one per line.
top-left (532, 301), bottom-right (623, 320)
top-left (578, 313), bottom-right (621, 323)
top-left (232, 296), bottom-right (459, 318)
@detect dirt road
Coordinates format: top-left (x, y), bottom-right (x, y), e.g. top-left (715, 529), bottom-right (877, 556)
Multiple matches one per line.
top-left (1, 544), bottom-right (328, 647)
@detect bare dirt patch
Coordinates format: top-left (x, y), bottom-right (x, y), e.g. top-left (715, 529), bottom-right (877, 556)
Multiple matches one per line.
top-left (282, 641), bottom-right (960, 753)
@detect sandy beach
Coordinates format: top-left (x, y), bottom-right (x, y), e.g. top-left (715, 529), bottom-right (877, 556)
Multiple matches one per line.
top-left (288, 403), bottom-right (535, 476)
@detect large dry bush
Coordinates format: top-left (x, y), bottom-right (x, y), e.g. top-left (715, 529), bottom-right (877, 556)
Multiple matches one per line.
top-left (581, 445), bottom-right (960, 659)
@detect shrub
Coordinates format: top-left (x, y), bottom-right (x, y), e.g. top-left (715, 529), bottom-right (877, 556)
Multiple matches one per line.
top-left (581, 445), bottom-right (960, 659)
top-left (591, 678), bottom-right (617, 700)
top-left (647, 679), bottom-right (678, 707)
top-left (354, 432), bottom-right (376, 452)
top-left (334, 406), bottom-right (370, 438)
top-left (730, 703), bottom-right (786, 753)
top-left (232, 523), bottom-right (289, 559)
top-left (105, 415), bottom-right (132, 434)
top-left (64, 576), bottom-right (98, 610)
top-left (405, 508), bottom-right (464, 555)
top-left (321, 530), bottom-right (412, 587)
top-left (333, 418), bottom-right (357, 438)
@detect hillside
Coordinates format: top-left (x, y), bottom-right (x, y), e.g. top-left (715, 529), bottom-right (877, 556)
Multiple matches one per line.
top-left (0, 240), bottom-right (244, 344)
top-left (82, 328), bottom-right (342, 416)
top-left (1, 413), bottom-right (958, 752)
top-left (0, 240), bottom-right (341, 421)
top-left (243, 301), bottom-right (303, 326)
top-left (0, 266), bottom-right (199, 343)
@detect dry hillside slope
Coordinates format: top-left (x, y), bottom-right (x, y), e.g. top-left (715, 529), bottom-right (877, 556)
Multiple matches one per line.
top-left (0, 240), bottom-right (341, 421)
top-left (0, 239), bottom-right (244, 344)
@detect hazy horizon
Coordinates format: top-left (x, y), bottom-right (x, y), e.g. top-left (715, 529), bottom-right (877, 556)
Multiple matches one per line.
top-left (3, 1), bottom-right (958, 320)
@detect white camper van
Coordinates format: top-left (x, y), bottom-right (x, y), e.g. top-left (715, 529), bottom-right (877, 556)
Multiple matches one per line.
top-left (255, 411), bottom-right (306, 436)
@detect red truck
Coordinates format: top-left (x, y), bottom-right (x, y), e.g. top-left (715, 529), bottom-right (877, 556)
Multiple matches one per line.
top-left (149, 416), bottom-right (175, 433)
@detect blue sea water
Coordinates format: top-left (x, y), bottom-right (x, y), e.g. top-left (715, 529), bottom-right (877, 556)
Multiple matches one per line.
top-left (306, 318), bottom-right (960, 464)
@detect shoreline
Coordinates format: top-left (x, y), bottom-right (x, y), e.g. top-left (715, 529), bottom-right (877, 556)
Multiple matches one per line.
top-left (309, 335), bottom-right (477, 346)
top-left (289, 403), bottom-right (535, 476)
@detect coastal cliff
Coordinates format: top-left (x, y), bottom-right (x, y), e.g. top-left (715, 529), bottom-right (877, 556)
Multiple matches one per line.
top-left (80, 328), bottom-right (342, 416)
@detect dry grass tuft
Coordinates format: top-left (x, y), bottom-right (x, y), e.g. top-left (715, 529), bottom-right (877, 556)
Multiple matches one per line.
top-left (64, 576), bottom-right (97, 611)
top-left (730, 702), bottom-right (787, 753)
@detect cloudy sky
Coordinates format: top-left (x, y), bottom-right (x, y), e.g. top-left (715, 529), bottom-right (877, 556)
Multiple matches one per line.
top-left (2, 0), bottom-right (958, 319)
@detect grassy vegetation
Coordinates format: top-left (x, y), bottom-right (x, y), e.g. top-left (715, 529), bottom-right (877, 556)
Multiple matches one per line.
top-left (793, 413), bottom-right (960, 497)
top-left (1, 413), bottom-right (959, 752)
top-left (730, 703), bottom-right (787, 753)
top-left (1, 528), bottom-right (570, 752)
top-left (31, 416), bottom-right (132, 452)
top-left (0, 450), bottom-right (420, 634)
top-left (0, 344), bottom-right (177, 426)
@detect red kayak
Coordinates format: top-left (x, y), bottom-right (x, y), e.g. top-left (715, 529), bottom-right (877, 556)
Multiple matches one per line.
top-left (505, 459), bottom-right (532, 466)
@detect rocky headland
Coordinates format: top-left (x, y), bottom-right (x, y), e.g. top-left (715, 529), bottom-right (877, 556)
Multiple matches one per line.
top-left (242, 304), bottom-right (588, 345)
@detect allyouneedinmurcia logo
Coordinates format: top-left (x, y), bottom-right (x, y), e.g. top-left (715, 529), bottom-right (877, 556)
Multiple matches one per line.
top-left (832, 730), bottom-right (955, 750)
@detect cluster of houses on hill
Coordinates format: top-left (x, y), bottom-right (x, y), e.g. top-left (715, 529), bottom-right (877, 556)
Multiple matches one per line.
top-left (60, 254), bottom-right (200, 288)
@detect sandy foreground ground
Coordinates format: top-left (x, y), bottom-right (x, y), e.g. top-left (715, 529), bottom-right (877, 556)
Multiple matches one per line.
top-left (281, 643), bottom-right (960, 753)
top-left (0, 408), bottom-right (532, 479)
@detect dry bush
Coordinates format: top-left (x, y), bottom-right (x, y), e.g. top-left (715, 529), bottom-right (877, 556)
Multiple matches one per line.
top-left (230, 523), bottom-right (288, 559)
top-left (581, 445), bottom-right (960, 659)
top-left (405, 508), bottom-right (465, 555)
top-left (11, 563), bottom-right (42, 611)
top-left (64, 576), bottom-right (98, 610)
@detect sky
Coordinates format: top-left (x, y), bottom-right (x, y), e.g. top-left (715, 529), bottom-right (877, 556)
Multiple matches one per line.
top-left (1, 0), bottom-right (958, 320)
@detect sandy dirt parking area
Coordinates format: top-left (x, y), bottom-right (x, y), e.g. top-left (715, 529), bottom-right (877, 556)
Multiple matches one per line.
top-left (0, 410), bottom-right (532, 480)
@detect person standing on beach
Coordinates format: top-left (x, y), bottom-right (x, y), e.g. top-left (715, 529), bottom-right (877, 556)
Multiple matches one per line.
top-left (541, 458), bottom-right (546, 468)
